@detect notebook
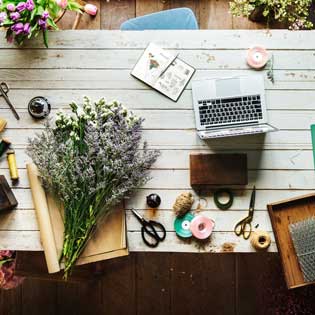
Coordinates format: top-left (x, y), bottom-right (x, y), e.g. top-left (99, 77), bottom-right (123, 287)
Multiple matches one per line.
top-left (131, 43), bottom-right (195, 101)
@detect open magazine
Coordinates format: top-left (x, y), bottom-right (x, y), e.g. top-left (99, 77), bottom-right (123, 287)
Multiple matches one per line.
top-left (131, 43), bottom-right (195, 101)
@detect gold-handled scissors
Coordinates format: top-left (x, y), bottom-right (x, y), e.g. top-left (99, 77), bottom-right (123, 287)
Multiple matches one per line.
top-left (234, 186), bottom-right (256, 239)
top-left (0, 82), bottom-right (20, 120)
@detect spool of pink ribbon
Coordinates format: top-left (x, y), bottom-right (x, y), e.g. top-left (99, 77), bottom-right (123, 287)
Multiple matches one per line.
top-left (246, 46), bottom-right (269, 69)
top-left (190, 215), bottom-right (215, 240)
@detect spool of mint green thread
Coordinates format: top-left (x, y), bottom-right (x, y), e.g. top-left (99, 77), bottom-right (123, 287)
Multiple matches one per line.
top-left (311, 125), bottom-right (315, 169)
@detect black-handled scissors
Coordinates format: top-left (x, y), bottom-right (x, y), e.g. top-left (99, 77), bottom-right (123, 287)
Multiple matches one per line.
top-left (131, 209), bottom-right (166, 248)
top-left (234, 186), bottom-right (256, 240)
top-left (0, 82), bottom-right (20, 120)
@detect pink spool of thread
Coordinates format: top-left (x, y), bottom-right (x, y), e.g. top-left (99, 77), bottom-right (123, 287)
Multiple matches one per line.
top-left (190, 215), bottom-right (215, 240)
top-left (246, 46), bottom-right (269, 69)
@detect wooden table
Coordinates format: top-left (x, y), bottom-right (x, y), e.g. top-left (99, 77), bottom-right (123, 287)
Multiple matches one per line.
top-left (0, 30), bottom-right (314, 253)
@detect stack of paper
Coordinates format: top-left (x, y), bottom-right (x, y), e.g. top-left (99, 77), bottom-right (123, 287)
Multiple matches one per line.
top-left (27, 163), bottom-right (128, 274)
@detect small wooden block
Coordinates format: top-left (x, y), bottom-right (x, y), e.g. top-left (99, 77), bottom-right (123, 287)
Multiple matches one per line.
top-left (0, 175), bottom-right (18, 211)
top-left (190, 153), bottom-right (248, 187)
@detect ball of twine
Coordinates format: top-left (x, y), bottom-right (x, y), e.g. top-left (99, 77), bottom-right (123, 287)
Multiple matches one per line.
top-left (250, 230), bottom-right (271, 250)
top-left (173, 192), bottom-right (194, 217)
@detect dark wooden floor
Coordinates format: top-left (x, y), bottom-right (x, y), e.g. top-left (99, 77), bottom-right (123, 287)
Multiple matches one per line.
top-left (1, 252), bottom-right (315, 315)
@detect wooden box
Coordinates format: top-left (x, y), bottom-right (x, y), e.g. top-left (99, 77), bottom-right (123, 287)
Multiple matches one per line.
top-left (190, 153), bottom-right (247, 187)
top-left (267, 194), bottom-right (315, 289)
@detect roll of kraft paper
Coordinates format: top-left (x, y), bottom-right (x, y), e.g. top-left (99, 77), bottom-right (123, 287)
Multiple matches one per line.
top-left (27, 163), bottom-right (60, 273)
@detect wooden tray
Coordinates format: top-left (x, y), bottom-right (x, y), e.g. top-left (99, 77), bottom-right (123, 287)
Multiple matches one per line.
top-left (267, 193), bottom-right (315, 289)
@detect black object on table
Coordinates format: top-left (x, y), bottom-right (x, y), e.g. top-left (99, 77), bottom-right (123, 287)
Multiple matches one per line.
top-left (28, 97), bottom-right (51, 119)
top-left (0, 175), bottom-right (18, 212)
top-left (131, 208), bottom-right (166, 248)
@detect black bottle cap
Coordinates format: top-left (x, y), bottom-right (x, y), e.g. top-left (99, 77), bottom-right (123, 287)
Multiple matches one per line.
top-left (28, 97), bottom-right (51, 119)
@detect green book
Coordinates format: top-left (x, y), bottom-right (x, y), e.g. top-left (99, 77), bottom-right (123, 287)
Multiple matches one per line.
top-left (311, 124), bottom-right (315, 169)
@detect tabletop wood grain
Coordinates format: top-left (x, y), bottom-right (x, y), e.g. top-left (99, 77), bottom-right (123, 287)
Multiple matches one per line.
top-left (0, 30), bottom-right (314, 253)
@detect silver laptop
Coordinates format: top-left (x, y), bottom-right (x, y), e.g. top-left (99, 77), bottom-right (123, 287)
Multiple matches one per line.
top-left (192, 76), bottom-right (277, 139)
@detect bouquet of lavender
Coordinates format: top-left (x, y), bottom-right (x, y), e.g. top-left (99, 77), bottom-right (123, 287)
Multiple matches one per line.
top-left (0, 0), bottom-right (97, 47)
top-left (27, 97), bottom-right (159, 278)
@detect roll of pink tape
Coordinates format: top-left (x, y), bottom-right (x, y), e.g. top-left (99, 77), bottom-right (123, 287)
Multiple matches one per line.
top-left (247, 46), bottom-right (269, 69)
top-left (190, 215), bottom-right (215, 240)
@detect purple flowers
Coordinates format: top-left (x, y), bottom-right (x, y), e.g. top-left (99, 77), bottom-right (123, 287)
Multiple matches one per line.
top-left (16, 2), bottom-right (26, 12)
top-left (25, 0), bottom-right (34, 11)
top-left (38, 19), bottom-right (46, 29)
top-left (10, 12), bottom-right (20, 21)
top-left (42, 11), bottom-right (49, 20)
top-left (6, 4), bottom-right (15, 12)
top-left (11, 22), bottom-right (30, 35)
top-left (0, 12), bottom-right (7, 24)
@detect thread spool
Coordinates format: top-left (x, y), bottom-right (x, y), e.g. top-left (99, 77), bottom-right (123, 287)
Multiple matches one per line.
top-left (0, 118), bottom-right (7, 133)
top-left (190, 215), bottom-right (215, 240)
top-left (173, 192), bottom-right (194, 217)
top-left (246, 46), bottom-right (269, 69)
top-left (250, 230), bottom-right (271, 250)
top-left (0, 138), bottom-right (11, 157)
top-left (7, 150), bottom-right (19, 182)
top-left (214, 189), bottom-right (233, 210)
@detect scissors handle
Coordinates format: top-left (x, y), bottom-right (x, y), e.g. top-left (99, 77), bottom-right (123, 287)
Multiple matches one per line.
top-left (141, 220), bottom-right (166, 248)
top-left (234, 218), bottom-right (252, 240)
top-left (0, 82), bottom-right (9, 94)
top-left (0, 82), bottom-right (20, 120)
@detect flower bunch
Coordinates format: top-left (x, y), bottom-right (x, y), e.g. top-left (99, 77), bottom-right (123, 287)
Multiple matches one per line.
top-left (229, 0), bottom-right (313, 29)
top-left (0, 251), bottom-right (24, 290)
top-left (27, 97), bottom-right (159, 278)
top-left (0, 0), bottom-right (97, 47)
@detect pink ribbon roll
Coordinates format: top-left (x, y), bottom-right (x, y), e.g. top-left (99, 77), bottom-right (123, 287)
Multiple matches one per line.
top-left (246, 46), bottom-right (269, 69)
top-left (190, 215), bottom-right (215, 240)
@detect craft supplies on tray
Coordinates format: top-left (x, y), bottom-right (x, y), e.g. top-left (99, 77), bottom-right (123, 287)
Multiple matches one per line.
top-left (267, 193), bottom-right (315, 289)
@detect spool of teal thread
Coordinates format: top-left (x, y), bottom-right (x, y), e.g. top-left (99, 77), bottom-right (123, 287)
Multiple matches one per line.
top-left (311, 125), bottom-right (315, 169)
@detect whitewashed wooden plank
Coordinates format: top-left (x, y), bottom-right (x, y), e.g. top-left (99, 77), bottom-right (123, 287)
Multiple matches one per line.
top-left (3, 89), bottom-right (315, 111)
top-left (0, 49), bottom-right (314, 70)
top-left (0, 210), bottom-right (38, 231)
top-left (3, 130), bottom-right (313, 149)
top-left (0, 230), bottom-right (42, 250)
top-left (145, 169), bottom-right (315, 190)
top-left (126, 189), bottom-right (315, 211)
top-left (0, 209), bottom-right (272, 232)
top-left (1, 30), bottom-right (315, 50)
top-left (0, 109), bottom-right (314, 131)
top-left (7, 148), bottom-right (313, 170)
top-left (2, 69), bottom-right (315, 90)
top-left (127, 231), bottom-right (277, 252)
top-left (125, 210), bottom-right (272, 232)
top-left (0, 230), bottom-right (277, 252)
top-left (11, 168), bottom-right (315, 190)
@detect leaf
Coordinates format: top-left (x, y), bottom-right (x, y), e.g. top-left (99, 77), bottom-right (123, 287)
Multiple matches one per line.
top-left (47, 17), bottom-right (58, 30)
top-left (43, 29), bottom-right (48, 48)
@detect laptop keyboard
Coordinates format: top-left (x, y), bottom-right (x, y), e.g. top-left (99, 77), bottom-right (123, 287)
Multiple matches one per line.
top-left (198, 94), bottom-right (263, 126)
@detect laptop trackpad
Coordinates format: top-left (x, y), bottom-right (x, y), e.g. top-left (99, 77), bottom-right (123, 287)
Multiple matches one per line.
top-left (216, 78), bottom-right (241, 97)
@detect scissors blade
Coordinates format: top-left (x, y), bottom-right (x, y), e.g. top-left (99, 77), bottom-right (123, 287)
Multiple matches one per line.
top-left (249, 186), bottom-right (256, 209)
top-left (131, 208), bottom-right (144, 222)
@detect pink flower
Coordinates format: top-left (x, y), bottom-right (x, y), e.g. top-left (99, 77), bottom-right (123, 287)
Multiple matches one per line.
top-left (56, 0), bottom-right (68, 9)
top-left (23, 22), bottom-right (30, 34)
top-left (11, 22), bottom-right (24, 35)
top-left (42, 11), bottom-right (49, 20)
top-left (84, 3), bottom-right (97, 16)
top-left (38, 18), bottom-right (46, 29)
top-left (16, 2), bottom-right (26, 12)
top-left (0, 12), bottom-right (7, 24)
top-left (25, 0), bottom-right (34, 11)
top-left (6, 3), bottom-right (15, 11)
top-left (10, 12), bottom-right (20, 21)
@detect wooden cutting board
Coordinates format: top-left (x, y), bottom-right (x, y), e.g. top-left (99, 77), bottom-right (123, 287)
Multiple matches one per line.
top-left (190, 153), bottom-right (248, 187)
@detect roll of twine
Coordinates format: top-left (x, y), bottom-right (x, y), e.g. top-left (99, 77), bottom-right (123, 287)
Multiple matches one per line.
top-left (250, 230), bottom-right (271, 250)
top-left (173, 192), bottom-right (194, 217)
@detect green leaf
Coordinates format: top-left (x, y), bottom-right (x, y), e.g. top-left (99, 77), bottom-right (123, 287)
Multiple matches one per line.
top-left (43, 29), bottom-right (48, 48)
top-left (47, 17), bottom-right (58, 30)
